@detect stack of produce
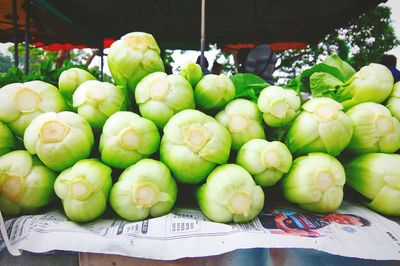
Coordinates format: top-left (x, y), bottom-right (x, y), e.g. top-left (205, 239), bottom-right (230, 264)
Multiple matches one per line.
top-left (0, 32), bottom-right (399, 224)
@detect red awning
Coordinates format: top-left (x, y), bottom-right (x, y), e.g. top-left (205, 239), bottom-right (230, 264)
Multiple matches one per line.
top-left (269, 42), bottom-right (307, 51)
top-left (32, 38), bottom-right (116, 51)
top-left (33, 40), bottom-right (308, 52)
top-left (222, 42), bottom-right (307, 53)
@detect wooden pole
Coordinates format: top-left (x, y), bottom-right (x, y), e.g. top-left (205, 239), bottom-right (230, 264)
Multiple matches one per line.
top-left (12, 0), bottom-right (19, 67)
top-left (100, 39), bottom-right (104, 81)
top-left (200, 0), bottom-right (205, 69)
top-left (24, 0), bottom-right (31, 75)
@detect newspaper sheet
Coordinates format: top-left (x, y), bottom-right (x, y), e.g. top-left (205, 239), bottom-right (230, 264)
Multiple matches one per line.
top-left (1, 201), bottom-right (400, 260)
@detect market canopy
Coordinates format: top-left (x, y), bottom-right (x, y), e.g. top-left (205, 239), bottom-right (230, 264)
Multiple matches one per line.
top-left (0, 0), bottom-right (385, 50)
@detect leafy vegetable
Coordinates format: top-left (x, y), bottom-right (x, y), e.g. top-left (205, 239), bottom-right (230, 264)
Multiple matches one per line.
top-left (0, 81), bottom-right (67, 136)
top-left (180, 62), bottom-right (204, 88)
top-left (194, 74), bottom-right (235, 110)
top-left (160, 109), bottom-right (231, 184)
top-left (282, 153), bottom-right (345, 213)
top-left (286, 54), bottom-right (355, 93)
top-left (285, 97), bottom-right (353, 156)
top-left (312, 63), bottom-right (394, 110)
top-left (309, 72), bottom-right (343, 98)
top-left (230, 73), bottom-right (269, 101)
top-left (197, 164), bottom-right (264, 223)
top-left (58, 68), bottom-right (96, 104)
top-left (257, 86), bottom-right (301, 127)
top-left (345, 153), bottom-right (400, 216)
top-left (135, 72), bottom-right (195, 128)
top-left (110, 159), bottom-right (177, 221)
top-left (54, 159), bottom-right (112, 222)
top-left (345, 102), bottom-right (400, 154)
top-left (24, 111), bottom-right (94, 171)
top-left (108, 32), bottom-right (164, 94)
top-left (99, 112), bottom-right (160, 169)
top-left (215, 99), bottom-right (265, 151)
top-left (236, 139), bottom-right (292, 187)
top-left (0, 150), bottom-right (56, 216)
top-left (0, 121), bottom-right (15, 156)
top-left (73, 80), bottom-right (127, 131)
top-left (386, 81), bottom-right (400, 121)
top-left (322, 53), bottom-right (356, 81)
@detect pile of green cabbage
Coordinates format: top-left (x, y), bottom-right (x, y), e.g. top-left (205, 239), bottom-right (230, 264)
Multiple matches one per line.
top-left (0, 32), bottom-right (399, 224)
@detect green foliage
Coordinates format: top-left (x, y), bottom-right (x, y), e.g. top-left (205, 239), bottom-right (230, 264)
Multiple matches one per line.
top-left (0, 60), bottom-right (111, 88)
top-left (230, 73), bottom-right (269, 101)
top-left (0, 66), bottom-right (24, 87)
top-left (347, 6), bottom-right (399, 69)
top-left (7, 44), bottom-right (53, 73)
top-left (0, 45), bottom-right (111, 88)
top-left (0, 52), bottom-right (13, 73)
top-left (286, 54), bottom-right (356, 93)
top-left (162, 49), bottom-right (174, 66)
top-left (276, 5), bottom-right (400, 84)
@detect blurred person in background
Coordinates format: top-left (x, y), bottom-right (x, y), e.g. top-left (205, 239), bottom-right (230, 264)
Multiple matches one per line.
top-left (235, 44), bottom-right (277, 84)
top-left (380, 54), bottom-right (400, 83)
top-left (211, 61), bottom-right (222, 75)
top-left (196, 55), bottom-right (211, 75)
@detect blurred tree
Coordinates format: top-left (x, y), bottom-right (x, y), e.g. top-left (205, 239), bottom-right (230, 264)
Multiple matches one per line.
top-left (214, 51), bottom-right (236, 75)
top-left (7, 44), bottom-right (51, 74)
top-left (163, 45), bottom-right (236, 76)
top-left (161, 49), bottom-right (174, 74)
top-left (161, 49), bottom-right (174, 66)
top-left (275, 5), bottom-right (400, 84)
top-left (1, 44), bottom-right (111, 87)
top-left (0, 52), bottom-right (13, 73)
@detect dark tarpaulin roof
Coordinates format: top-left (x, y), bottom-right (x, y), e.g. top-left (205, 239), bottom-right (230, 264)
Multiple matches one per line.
top-left (0, 0), bottom-right (384, 49)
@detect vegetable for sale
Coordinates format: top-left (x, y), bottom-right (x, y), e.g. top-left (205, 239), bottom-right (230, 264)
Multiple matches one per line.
top-left (197, 164), bottom-right (264, 223)
top-left (135, 72), bottom-right (195, 128)
top-left (230, 73), bottom-right (269, 101)
top-left (108, 32), bottom-right (164, 94)
top-left (386, 81), bottom-right (400, 121)
top-left (286, 54), bottom-right (355, 94)
top-left (58, 68), bottom-right (96, 104)
top-left (322, 53), bottom-right (356, 81)
top-left (215, 99), bottom-right (265, 151)
top-left (160, 109), bottom-right (231, 184)
top-left (346, 102), bottom-right (400, 154)
top-left (236, 139), bottom-right (292, 187)
top-left (54, 159), bottom-right (112, 222)
top-left (180, 62), bottom-right (204, 88)
top-left (0, 81), bottom-right (67, 136)
top-left (194, 74), bottom-right (235, 110)
top-left (0, 150), bottom-right (56, 216)
top-left (0, 121), bottom-right (15, 156)
top-left (257, 86), bottom-right (301, 127)
top-left (24, 111), bottom-right (94, 171)
top-left (285, 97), bottom-right (353, 156)
top-left (282, 153), bottom-right (345, 213)
top-left (110, 159), bottom-right (177, 221)
top-left (311, 63), bottom-right (394, 110)
top-left (344, 153), bottom-right (400, 216)
top-left (73, 80), bottom-right (127, 130)
top-left (99, 112), bottom-right (160, 169)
